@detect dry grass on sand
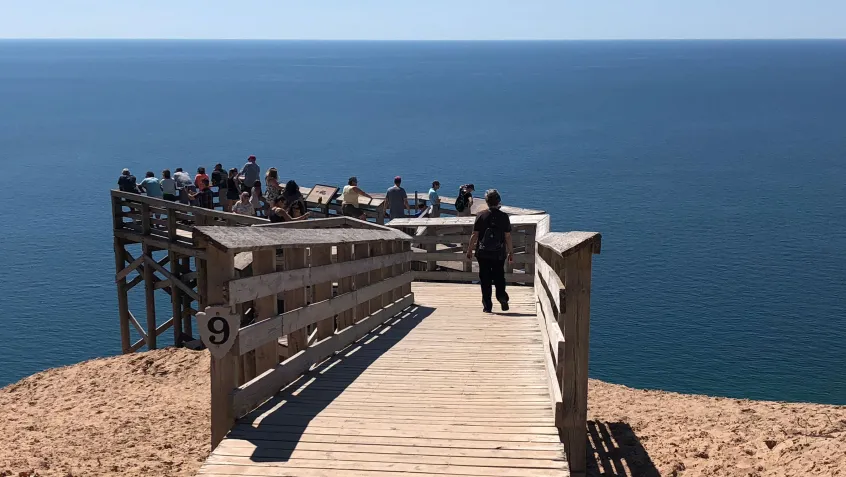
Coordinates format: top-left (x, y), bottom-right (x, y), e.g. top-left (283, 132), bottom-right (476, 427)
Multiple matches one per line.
top-left (1, 348), bottom-right (844, 477)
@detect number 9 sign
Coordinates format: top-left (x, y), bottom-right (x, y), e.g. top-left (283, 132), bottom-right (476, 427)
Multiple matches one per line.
top-left (196, 306), bottom-right (240, 358)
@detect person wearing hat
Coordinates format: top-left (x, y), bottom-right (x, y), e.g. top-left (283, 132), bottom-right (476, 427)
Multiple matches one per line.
top-left (385, 176), bottom-right (410, 220)
top-left (239, 155), bottom-right (261, 194)
top-left (117, 168), bottom-right (139, 193)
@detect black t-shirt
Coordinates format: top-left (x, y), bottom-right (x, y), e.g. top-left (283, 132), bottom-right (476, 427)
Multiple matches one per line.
top-left (473, 208), bottom-right (511, 257)
top-left (118, 175), bottom-right (137, 192)
top-left (211, 170), bottom-right (224, 187)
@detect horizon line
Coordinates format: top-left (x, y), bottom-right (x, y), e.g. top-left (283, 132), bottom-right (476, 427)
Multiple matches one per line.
top-left (1, 37), bottom-right (845, 42)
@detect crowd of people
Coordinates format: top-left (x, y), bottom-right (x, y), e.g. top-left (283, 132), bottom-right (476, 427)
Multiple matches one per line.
top-left (117, 156), bottom-right (313, 222)
top-left (118, 156), bottom-right (509, 312)
top-left (118, 155), bottom-right (478, 223)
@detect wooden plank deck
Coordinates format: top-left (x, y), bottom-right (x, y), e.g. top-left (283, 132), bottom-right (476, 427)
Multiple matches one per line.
top-left (198, 282), bottom-right (569, 477)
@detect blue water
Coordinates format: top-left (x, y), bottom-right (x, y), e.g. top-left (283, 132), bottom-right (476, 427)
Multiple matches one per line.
top-left (1, 40), bottom-right (844, 404)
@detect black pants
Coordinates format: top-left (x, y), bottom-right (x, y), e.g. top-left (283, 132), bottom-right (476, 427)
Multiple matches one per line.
top-left (477, 257), bottom-right (509, 307)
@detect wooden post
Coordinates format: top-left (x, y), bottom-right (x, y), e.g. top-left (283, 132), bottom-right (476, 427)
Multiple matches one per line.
top-left (354, 243), bottom-right (370, 322)
top-left (142, 244), bottom-right (157, 350)
top-left (379, 240), bottom-right (395, 305)
top-left (525, 230), bottom-right (536, 278)
top-left (284, 248), bottom-right (308, 353)
top-left (402, 241), bottom-right (412, 297)
top-left (312, 246), bottom-right (335, 340)
top-left (169, 250), bottom-right (184, 347)
top-left (181, 257), bottom-right (194, 337)
top-left (391, 240), bottom-right (403, 301)
top-left (252, 249), bottom-right (278, 378)
top-left (463, 225), bottom-right (473, 273)
top-left (205, 243), bottom-right (237, 450)
top-left (368, 241), bottom-right (385, 312)
top-left (425, 228), bottom-right (436, 272)
top-left (336, 244), bottom-right (354, 330)
top-left (560, 247), bottom-right (593, 476)
top-left (376, 202), bottom-right (386, 225)
top-left (113, 238), bottom-right (131, 353)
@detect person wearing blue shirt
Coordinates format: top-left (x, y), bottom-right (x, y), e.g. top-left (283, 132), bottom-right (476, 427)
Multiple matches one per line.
top-left (428, 180), bottom-right (441, 217)
top-left (138, 171), bottom-right (163, 198)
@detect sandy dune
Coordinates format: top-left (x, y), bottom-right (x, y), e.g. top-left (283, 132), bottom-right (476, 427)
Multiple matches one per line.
top-left (1, 348), bottom-right (843, 477)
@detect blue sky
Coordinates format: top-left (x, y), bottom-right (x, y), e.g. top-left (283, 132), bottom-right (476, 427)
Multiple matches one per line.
top-left (1, 0), bottom-right (844, 40)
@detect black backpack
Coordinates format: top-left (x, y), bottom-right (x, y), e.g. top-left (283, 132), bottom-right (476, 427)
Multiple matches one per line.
top-left (478, 211), bottom-right (506, 259)
top-left (455, 187), bottom-right (468, 212)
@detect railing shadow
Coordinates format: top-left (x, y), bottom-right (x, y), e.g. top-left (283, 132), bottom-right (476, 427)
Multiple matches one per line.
top-left (225, 304), bottom-right (435, 462)
top-left (587, 420), bottom-right (659, 477)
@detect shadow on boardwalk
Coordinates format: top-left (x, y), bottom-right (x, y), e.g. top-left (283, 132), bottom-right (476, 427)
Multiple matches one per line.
top-left (227, 304), bottom-right (435, 461)
top-left (587, 420), bottom-right (659, 477)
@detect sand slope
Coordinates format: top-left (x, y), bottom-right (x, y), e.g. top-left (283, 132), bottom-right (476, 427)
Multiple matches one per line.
top-left (1, 348), bottom-right (844, 477)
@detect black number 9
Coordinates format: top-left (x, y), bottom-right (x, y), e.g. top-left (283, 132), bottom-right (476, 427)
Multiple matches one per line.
top-left (208, 317), bottom-right (230, 344)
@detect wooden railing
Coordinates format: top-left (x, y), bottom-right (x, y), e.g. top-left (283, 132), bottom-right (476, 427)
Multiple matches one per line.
top-left (111, 190), bottom-right (269, 353)
top-left (385, 214), bottom-right (550, 284)
top-left (534, 231), bottom-right (601, 477)
top-left (194, 220), bottom-right (414, 448)
top-left (112, 190), bottom-right (266, 255)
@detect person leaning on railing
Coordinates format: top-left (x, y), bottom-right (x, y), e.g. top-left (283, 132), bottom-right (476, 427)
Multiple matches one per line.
top-left (224, 168), bottom-right (241, 212)
top-left (341, 176), bottom-right (373, 221)
top-left (428, 180), bottom-right (441, 217)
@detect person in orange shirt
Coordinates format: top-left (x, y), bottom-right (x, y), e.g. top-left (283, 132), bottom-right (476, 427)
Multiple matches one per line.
top-left (194, 166), bottom-right (209, 189)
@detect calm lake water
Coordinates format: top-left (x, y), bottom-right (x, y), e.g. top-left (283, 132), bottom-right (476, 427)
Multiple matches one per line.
top-left (0, 40), bottom-right (844, 404)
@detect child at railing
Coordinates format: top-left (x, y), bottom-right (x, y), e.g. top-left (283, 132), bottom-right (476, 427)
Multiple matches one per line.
top-left (188, 178), bottom-right (214, 209)
top-left (232, 191), bottom-right (255, 216)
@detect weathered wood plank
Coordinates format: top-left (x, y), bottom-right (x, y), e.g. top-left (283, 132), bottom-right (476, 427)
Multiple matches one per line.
top-left (311, 246), bottom-right (335, 340)
top-left (537, 231), bottom-right (601, 260)
top-left (205, 244), bottom-right (237, 450)
top-left (336, 244), bottom-right (355, 330)
top-left (232, 294), bottom-right (414, 417)
top-left (414, 270), bottom-right (534, 284)
top-left (252, 249), bottom-right (278, 378)
top-left (194, 226), bottom-right (410, 254)
top-left (141, 244), bottom-right (157, 350)
top-left (114, 254), bottom-right (146, 282)
top-left (144, 254), bottom-right (201, 301)
top-left (413, 251), bottom-right (533, 264)
top-left (238, 272), bottom-right (415, 354)
top-left (354, 243), bottom-right (371, 323)
top-left (111, 189), bottom-right (267, 225)
top-left (283, 249), bottom-right (308, 355)
top-left (560, 247), bottom-right (592, 476)
top-left (228, 251), bottom-right (412, 305)
top-left (168, 250), bottom-right (183, 347)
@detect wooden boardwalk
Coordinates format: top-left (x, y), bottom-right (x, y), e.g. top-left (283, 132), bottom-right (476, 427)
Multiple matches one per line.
top-left (198, 282), bottom-right (569, 477)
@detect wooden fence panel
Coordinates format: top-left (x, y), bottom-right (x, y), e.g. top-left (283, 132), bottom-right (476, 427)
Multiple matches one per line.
top-left (284, 249), bottom-right (308, 354)
top-left (312, 246), bottom-right (335, 340)
top-left (252, 249), bottom-right (278, 378)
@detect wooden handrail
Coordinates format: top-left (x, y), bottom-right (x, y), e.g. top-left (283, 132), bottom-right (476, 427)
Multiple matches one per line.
top-left (111, 189), bottom-right (268, 225)
top-left (533, 231), bottom-right (601, 477)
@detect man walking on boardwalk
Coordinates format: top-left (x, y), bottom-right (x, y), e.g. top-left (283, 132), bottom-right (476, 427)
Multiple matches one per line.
top-left (466, 189), bottom-right (513, 313)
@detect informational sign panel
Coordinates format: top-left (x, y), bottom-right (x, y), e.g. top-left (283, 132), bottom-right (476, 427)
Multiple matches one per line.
top-left (305, 184), bottom-right (339, 206)
top-left (196, 306), bottom-right (240, 358)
